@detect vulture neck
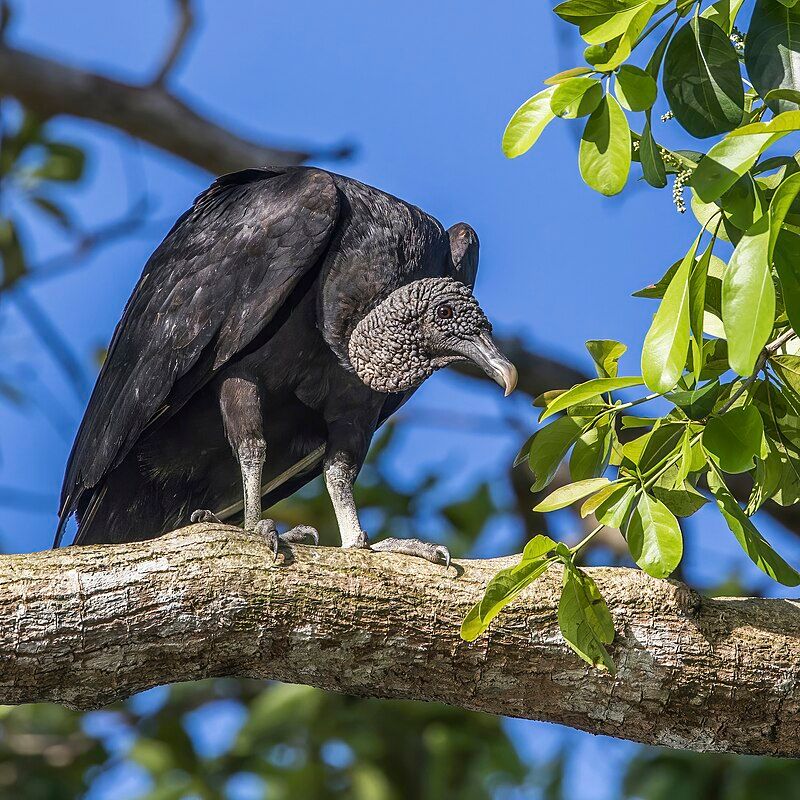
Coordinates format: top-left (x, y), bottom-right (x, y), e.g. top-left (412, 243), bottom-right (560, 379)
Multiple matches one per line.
top-left (346, 290), bottom-right (434, 394)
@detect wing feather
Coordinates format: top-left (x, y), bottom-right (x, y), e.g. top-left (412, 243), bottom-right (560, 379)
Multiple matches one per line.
top-left (59, 167), bottom-right (339, 526)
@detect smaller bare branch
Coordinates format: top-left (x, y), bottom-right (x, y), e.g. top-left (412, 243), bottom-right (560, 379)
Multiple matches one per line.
top-left (9, 288), bottom-right (89, 401)
top-left (152, 0), bottom-right (196, 87)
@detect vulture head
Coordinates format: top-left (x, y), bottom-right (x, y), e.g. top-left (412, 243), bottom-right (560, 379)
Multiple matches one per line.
top-left (348, 277), bottom-right (518, 395)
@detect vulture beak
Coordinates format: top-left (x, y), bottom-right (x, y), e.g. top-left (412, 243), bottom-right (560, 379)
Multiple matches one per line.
top-left (455, 331), bottom-right (518, 396)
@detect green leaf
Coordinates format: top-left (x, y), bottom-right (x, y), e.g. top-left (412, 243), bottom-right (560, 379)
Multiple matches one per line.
top-left (652, 481), bottom-right (708, 516)
top-left (0, 218), bottom-right (26, 289)
top-left (558, 563), bottom-right (616, 672)
top-left (703, 405), bottom-right (764, 473)
top-left (540, 376), bottom-right (644, 421)
top-left (529, 415), bottom-right (585, 491)
top-left (582, 481), bottom-right (637, 527)
top-left (730, 109), bottom-right (800, 136)
top-left (638, 421), bottom-right (687, 474)
top-left (701, 0), bottom-right (746, 34)
top-left (586, 339), bottom-right (627, 378)
top-left (774, 228), bottom-right (800, 332)
top-left (708, 467), bottom-right (800, 585)
top-left (545, 66), bottom-right (595, 85)
top-left (533, 478), bottom-right (611, 512)
top-left (570, 420), bottom-right (612, 480)
top-left (615, 65), bottom-right (657, 111)
top-left (461, 537), bottom-right (558, 641)
top-left (765, 88), bottom-right (800, 106)
top-left (554, 0), bottom-right (654, 45)
top-left (640, 116), bottom-right (667, 188)
top-left (641, 233), bottom-right (699, 393)
top-left (579, 95), bottom-right (632, 196)
top-left (645, 16), bottom-right (680, 79)
top-left (768, 172), bottom-right (800, 261)
top-left (689, 239), bottom-right (712, 381)
top-left (746, 0), bottom-right (800, 115)
top-left (502, 87), bottom-right (557, 158)
top-left (691, 131), bottom-right (781, 203)
top-left (667, 379), bottom-right (722, 419)
top-left (722, 214), bottom-right (776, 376)
top-left (772, 354), bottom-right (800, 394)
top-left (663, 17), bottom-right (744, 139)
top-left (625, 493), bottom-right (683, 578)
top-left (551, 77), bottom-right (604, 119)
top-left (32, 142), bottom-right (85, 182)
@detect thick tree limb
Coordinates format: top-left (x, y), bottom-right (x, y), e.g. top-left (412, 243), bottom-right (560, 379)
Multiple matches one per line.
top-left (0, 44), bottom-right (313, 174)
top-left (3, 523), bottom-right (800, 757)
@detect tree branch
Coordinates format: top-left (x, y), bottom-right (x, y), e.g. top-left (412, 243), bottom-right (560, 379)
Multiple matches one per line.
top-left (3, 523), bottom-right (800, 757)
top-left (0, 44), bottom-right (334, 174)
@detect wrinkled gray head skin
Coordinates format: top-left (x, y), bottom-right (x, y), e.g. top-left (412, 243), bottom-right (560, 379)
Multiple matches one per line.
top-left (348, 277), bottom-right (517, 395)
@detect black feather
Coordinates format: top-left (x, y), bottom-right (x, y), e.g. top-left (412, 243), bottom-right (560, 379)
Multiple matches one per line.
top-left (57, 168), bottom-right (478, 546)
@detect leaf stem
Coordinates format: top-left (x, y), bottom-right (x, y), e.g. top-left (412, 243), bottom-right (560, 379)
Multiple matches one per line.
top-left (717, 329), bottom-right (797, 415)
top-left (570, 524), bottom-right (605, 555)
top-left (633, 7), bottom-right (679, 51)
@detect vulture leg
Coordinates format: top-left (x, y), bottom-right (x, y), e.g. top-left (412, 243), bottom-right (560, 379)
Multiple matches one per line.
top-left (324, 423), bottom-right (450, 568)
top-left (189, 374), bottom-right (318, 558)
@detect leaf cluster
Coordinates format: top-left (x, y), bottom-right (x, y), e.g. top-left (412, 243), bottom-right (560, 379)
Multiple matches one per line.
top-left (468, 2), bottom-right (800, 662)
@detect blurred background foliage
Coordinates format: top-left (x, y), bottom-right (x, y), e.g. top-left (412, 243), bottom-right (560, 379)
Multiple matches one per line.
top-left (2, 0), bottom-right (800, 798)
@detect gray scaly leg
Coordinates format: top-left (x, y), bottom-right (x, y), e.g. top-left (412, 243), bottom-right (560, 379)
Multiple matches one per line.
top-left (324, 449), bottom-right (450, 568)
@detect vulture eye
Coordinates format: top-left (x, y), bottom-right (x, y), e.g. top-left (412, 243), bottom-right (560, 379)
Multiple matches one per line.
top-left (436, 304), bottom-right (454, 320)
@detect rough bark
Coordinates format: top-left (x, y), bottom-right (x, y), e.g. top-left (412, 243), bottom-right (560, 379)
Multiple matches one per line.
top-left (0, 45), bottom-right (310, 174)
top-left (2, 523), bottom-right (800, 757)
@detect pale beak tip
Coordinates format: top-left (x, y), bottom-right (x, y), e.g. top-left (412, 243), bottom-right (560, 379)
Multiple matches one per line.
top-left (503, 362), bottom-right (518, 396)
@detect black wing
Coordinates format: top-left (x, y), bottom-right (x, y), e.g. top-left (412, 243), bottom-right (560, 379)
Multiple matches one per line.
top-left (58, 167), bottom-right (339, 539)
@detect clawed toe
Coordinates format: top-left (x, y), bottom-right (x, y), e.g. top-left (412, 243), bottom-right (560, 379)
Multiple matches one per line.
top-left (370, 537), bottom-right (451, 568)
top-left (280, 525), bottom-right (319, 546)
top-left (254, 519), bottom-right (319, 560)
top-left (190, 509), bottom-right (222, 524)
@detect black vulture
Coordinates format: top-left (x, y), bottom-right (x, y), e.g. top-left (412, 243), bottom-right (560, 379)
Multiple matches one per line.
top-left (56, 167), bottom-right (516, 565)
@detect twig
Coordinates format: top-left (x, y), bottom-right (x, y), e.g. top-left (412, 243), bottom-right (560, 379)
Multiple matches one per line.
top-left (151, 0), bottom-right (195, 86)
top-left (9, 288), bottom-right (89, 401)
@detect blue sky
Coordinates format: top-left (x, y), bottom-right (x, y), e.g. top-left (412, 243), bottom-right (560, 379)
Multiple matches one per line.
top-left (1, 1), bottom-right (797, 797)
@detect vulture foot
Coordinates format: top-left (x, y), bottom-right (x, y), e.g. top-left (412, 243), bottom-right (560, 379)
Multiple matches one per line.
top-left (370, 537), bottom-right (451, 569)
top-left (190, 509), bottom-right (223, 524)
top-left (255, 518), bottom-right (319, 561)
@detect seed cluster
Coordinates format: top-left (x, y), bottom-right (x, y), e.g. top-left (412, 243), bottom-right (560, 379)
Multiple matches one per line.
top-left (730, 27), bottom-right (745, 56)
top-left (672, 168), bottom-right (692, 214)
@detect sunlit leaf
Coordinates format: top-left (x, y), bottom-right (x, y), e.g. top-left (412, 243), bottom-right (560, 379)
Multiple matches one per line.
top-left (586, 339), bottom-right (627, 378)
top-left (533, 478), bottom-right (611, 512)
top-left (579, 95), bottom-right (631, 196)
top-left (540, 376), bottom-right (644, 421)
top-left (615, 65), bottom-right (657, 111)
top-left (625, 493), bottom-right (683, 578)
top-left (721, 214), bottom-right (775, 375)
top-left (502, 87), bottom-right (557, 158)
top-left (641, 233), bottom-right (700, 392)
top-left (550, 77), bottom-right (604, 118)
